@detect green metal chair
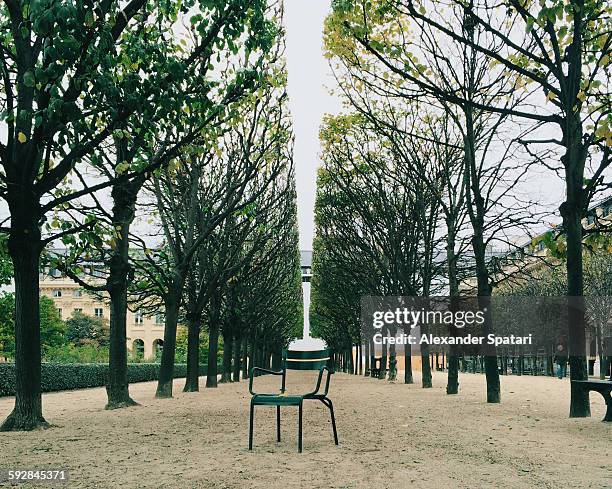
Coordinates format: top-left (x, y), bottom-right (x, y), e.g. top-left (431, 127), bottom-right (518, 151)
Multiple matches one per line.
top-left (248, 349), bottom-right (339, 453)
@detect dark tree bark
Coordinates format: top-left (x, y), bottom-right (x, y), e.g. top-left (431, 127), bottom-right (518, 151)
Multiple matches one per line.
top-left (380, 338), bottom-right (387, 380)
top-left (560, 127), bottom-right (590, 416)
top-left (1, 217), bottom-right (48, 431)
top-left (220, 329), bottom-right (233, 383)
top-left (183, 315), bottom-right (201, 392)
top-left (206, 324), bottom-right (220, 387)
top-left (232, 331), bottom-right (242, 381)
top-left (155, 287), bottom-right (181, 398)
top-left (404, 349), bottom-right (413, 384)
top-left (206, 291), bottom-right (222, 388)
top-left (464, 101), bottom-right (500, 403)
top-left (388, 342), bottom-right (397, 381)
top-left (106, 273), bottom-right (137, 408)
top-left (242, 335), bottom-right (249, 379)
top-left (271, 347), bottom-right (282, 370)
top-left (446, 220), bottom-right (460, 395)
top-left (420, 344), bottom-right (432, 388)
top-left (105, 178), bottom-right (142, 409)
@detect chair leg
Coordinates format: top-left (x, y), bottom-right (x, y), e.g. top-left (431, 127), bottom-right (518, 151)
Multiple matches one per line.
top-left (249, 400), bottom-right (254, 450)
top-left (298, 401), bottom-right (303, 453)
top-left (322, 397), bottom-right (339, 445)
top-left (276, 405), bottom-right (281, 442)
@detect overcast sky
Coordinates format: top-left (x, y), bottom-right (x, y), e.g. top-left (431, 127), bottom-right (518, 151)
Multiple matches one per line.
top-left (284, 1), bottom-right (341, 251)
top-left (281, 1), bottom-right (576, 252)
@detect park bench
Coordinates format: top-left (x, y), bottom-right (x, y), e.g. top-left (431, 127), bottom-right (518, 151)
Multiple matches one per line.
top-left (571, 379), bottom-right (612, 422)
top-left (248, 349), bottom-right (339, 453)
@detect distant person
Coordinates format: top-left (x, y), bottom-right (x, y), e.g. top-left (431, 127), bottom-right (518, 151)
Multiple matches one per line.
top-left (554, 343), bottom-right (568, 379)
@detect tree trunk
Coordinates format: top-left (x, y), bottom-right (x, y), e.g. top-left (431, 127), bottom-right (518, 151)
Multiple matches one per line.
top-left (233, 331), bottom-right (242, 382)
top-left (404, 347), bottom-right (413, 384)
top-left (206, 290), bottom-right (222, 388)
top-left (447, 350), bottom-right (459, 394)
top-left (252, 335), bottom-right (260, 372)
top-left (421, 337), bottom-right (432, 388)
top-left (560, 139), bottom-right (590, 415)
top-left (155, 290), bottom-right (181, 398)
top-left (468, 182), bottom-right (500, 401)
top-left (271, 347), bottom-right (282, 370)
top-left (183, 315), bottom-right (201, 392)
top-left (467, 166), bottom-right (500, 401)
top-left (446, 220), bottom-right (460, 395)
top-left (206, 323), bottom-right (220, 387)
top-left (388, 342), bottom-right (397, 381)
top-left (220, 329), bottom-right (233, 383)
top-left (106, 278), bottom-right (137, 408)
top-left (461, 26), bottom-right (500, 401)
top-left (1, 225), bottom-right (48, 431)
top-left (380, 336), bottom-right (387, 379)
top-left (105, 178), bottom-right (142, 409)
top-left (242, 335), bottom-right (249, 379)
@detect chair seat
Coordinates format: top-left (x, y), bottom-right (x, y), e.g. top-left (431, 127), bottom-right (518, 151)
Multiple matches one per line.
top-left (252, 393), bottom-right (303, 405)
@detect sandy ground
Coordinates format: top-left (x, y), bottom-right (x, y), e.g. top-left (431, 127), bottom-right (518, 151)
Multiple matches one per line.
top-left (1, 370), bottom-right (610, 489)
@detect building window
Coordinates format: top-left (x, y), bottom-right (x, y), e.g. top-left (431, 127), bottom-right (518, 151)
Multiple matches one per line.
top-left (94, 308), bottom-right (103, 318)
top-left (155, 313), bottom-right (164, 325)
top-left (50, 268), bottom-right (62, 278)
top-left (52, 289), bottom-right (62, 298)
top-left (134, 310), bottom-right (144, 325)
top-left (74, 308), bottom-right (83, 314)
top-left (73, 289), bottom-right (83, 298)
top-left (57, 308), bottom-right (62, 318)
top-left (153, 339), bottom-right (164, 356)
top-left (133, 339), bottom-right (144, 358)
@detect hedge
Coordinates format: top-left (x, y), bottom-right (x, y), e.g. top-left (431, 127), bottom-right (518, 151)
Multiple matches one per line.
top-left (0, 363), bottom-right (212, 397)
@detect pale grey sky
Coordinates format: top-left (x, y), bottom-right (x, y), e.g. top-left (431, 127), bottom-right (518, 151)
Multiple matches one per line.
top-left (284, 1), bottom-right (341, 250)
top-left (281, 1), bottom-right (572, 252)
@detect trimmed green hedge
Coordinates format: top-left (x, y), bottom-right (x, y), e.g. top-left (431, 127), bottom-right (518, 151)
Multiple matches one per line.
top-left (0, 363), bottom-right (211, 397)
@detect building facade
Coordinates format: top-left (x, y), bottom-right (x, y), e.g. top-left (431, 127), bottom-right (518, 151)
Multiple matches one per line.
top-left (40, 249), bottom-right (317, 359)
top-left (40, 272), bottom-right (165, 359)
top-left (461, 196), bottom-right (612, 377)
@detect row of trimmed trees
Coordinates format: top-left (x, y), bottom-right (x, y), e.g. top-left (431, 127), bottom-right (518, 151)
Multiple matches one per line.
top-left (0, 0), bottom-right (301, 431)
top-left (311, 0), bottom-right (610, 416)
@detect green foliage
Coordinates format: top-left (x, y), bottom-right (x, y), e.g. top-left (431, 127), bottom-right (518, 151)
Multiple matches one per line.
top-left (39, 297), bottom-right (67, 352)
top-left (0, 363), bottom-right (213, 397)
top-left (0, 294), bottom-right (67, 358)
top-left (174, 328), bottom-right (216, 364)
top-left (43, 344), bottom-right (109, 364)
top-left (0, 293), bottom-right (15, 359)
top-left (64, 312), bottom-right (109, 347)
top-left (0, 236), bottom-right (13, 286)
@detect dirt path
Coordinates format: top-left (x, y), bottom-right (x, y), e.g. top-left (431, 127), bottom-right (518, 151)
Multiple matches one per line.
top-left (1, 370), bottom-right (610, 488)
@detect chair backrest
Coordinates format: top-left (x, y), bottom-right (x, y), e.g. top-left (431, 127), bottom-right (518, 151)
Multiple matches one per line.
top-left (284, 349), bottom-right (330, 371)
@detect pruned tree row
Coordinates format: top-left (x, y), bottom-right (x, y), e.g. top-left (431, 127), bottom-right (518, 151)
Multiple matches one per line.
top-left (0, 0), bottom-right (301, 431)
top-left (313, 0), bottom-right (610, 414)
